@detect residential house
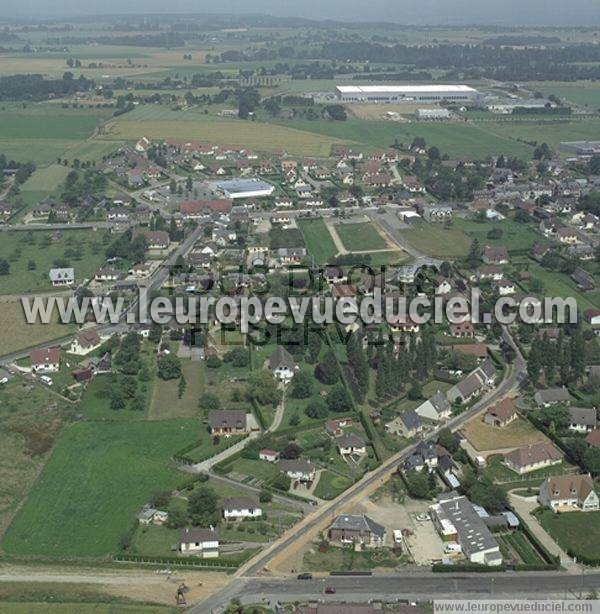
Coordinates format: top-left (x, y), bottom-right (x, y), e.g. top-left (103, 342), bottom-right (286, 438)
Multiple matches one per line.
top-left (328, 514), bottom-right (385, 548)
top-left (450, 322), bottom-right (475, 338)
top-left (325, 417), bottom-right (354, 437)
top-left (452, 343), bottom-right (488, 362)
top-left (446, 361), bottom-right (496, 405)
top-left (179, 527), bottom-right (219, 558)
top-left (385, 410), bottom-right (423, 438)
top-left (484, 397), bottom-right (517, 427)
top-left (494, 280), bottom-right (517, 296)
top-left (534, 388), bottom-right (571, 407)
top-left (207, 410), bottom-right (248, 436)
top-left (557, 227), bottom-right (579, 245)
top-left (267, 346), bottom-right (296, 381)
top-left (138, 230), bottom-right (170, 250)
top-left (222, 496), bottom-right (262, 520)
top-left (278, 459), bottom-right (316, 483)
top-left (503, 441), bottom-right (563, 474)
top-left (277, 247), bottom-right (307, 265)
top-left (415, 392), bottom-right (452, 422)
top-left (568, 407), bottom-right (597, 433)
top-left (94, 267), bottom-right (120, 282)
top-left (336, 434), bottom-right (366, 456)
top-left (404, 441), bottom-right (438, 472)
top-left (69, 330), bottom-right (102, 356)
top-left (49, 267), bottom-right (74, 287)
top-left (585, 429), bottom-right (600, 449)
top-left (475, 265), bottom-right (504, 282)
top-left (30, 347), bottom-right (61, 373)
top-left (571, 267), bottom-right (595, 291)
top-left (538, 474), bottom-right (599, 512)
top-left (482, 245), bottom-right (509, 265)
top-left (259, 449), bottom-right (280, 462)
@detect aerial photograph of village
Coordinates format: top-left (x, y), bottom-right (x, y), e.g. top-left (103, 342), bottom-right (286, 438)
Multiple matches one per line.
top-left (0, 0), bottom-right (600, 612)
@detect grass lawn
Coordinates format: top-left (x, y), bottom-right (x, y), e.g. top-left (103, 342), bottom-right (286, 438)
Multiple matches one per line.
top-left (297, 218), bottom-right (338, 264)
top-left (537, 509), bottom-right (600, 562)
top-left (462, 416), bottom-right (548, 452)
top-left (223, 457), bottom-right (280, 484)
top-left (525, 264), bottom-right (600, 313)
top-left (484, 455), bottom-right (572, 483)
top-left (452, 217), bottom-right (544, 252)
top-left (303, 545), bottom-right (405, 571)
top-left (313, 470), bottom-right (354, 500)
top-left (2, 419), bottom-right (199, 557)
top-left (399, 224), bottom-right (472, 258)
top-left (335, 222), bottom-right (387, 251)
top-left (534, 83), bottom-right (600, 110)
top-left (0, 298), bottom-right (76, 356)
top-left (497, 531), bottom-right (543, 565)
top-left (148, 360), bottom-right (203, 420)
top-left (19, 164), bottom-right (71, 193)
top-left (0, 378), bottom-right (70, 540)
top-left (0, 228), bottom-right (112, 295)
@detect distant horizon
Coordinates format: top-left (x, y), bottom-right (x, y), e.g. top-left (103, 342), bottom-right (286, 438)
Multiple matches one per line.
top-left (3, 0), bottom-right (600, 27)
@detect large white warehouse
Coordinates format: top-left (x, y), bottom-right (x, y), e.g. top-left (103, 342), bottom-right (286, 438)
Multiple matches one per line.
top-left (335, 85), bottom-right (480, 104)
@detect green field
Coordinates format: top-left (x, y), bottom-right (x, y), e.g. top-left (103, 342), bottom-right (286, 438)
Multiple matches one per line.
top-left (399, 224), bottom-right (472, 258)
top-left (313, 470), bottom-right (354, 500)
top-left (99, 106), bottom-right (351, 157)
top-left (335, 222), bottom-right (387, 251)
top-left (534, 83), bottom-right (600, 110)
top-left (297, 218), bottom-right (338, 263)
top-left (273, 117), bottom-right (534, 158)
top-left (19, 164), bottom-right (71, 194)
top-left (2, 419), bottom-right (199, 557)
top-left (0, 228), bottom-right (111, 295)
top-left (536, 509), bottom-right (600, 562)
top-left (452, 217), bottom-right (544, 252)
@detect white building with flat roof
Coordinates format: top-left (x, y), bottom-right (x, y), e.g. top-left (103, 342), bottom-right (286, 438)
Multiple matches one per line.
top-left (335, 85), bottom-right (480, 104)
top-left (214, 178), bottom-right (275, 200)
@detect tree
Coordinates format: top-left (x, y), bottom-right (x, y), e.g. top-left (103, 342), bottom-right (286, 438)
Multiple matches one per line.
top-left (466, 238), bottom-right (482, 268)
top-left (188, 486), bottom-right (219, 526)
top-left (290, 370), bottom-right (313, 399)
top-left (438, 428), bottom-right (459, 454)
top-left (166, 506), bottom-right (188, 529)
top-left (169, 178), bottom-right (177, 194)
top-left (269, 473), bottom-right (291, 491)
top-left (178, 374), bottom-right (187, 399)
top-left (110, 388), bottom-right (125, 410)
top-left (157, 354), bottom-right (182, 380)
top-left (199, 393), bottom-right (221, 410)
top-left (223, 347), bottom-right (249, 368)
top-left (407, 382), bottom-right (423, 401)
top-left (315, 350), bottom-right (340, 385)
top-left (150, 490), bottom-right (171, 508)
top-left (245, 371), bottom-right (282, 407)
top-left (405, 469), bottom-right (431, 499)
top-left (305, 398), bottom-right (328, 419)
top-left (281, 443), bottom-right (302, 460)
top-left (327, 385), bottom-right (353, 413)
top-left (0, 259), bottom-right (9, 275)
top-left (583, 448), bottom-right (600, 476)
top-left (259, 489), bottom-right (272, 503)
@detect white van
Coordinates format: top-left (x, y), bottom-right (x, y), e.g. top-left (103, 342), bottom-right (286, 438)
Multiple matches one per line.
top-left (393, 530), bottom-right (403, 544)
top-left (40, 375), bottom-right (53, 386)
top-left (444, 543), bottom-right (462, 554)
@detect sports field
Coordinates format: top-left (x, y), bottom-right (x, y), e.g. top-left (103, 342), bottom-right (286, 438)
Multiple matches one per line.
top-left (335, 222), bottom-right (388, 251)
top-left (2, 419), bottom-right (199, 557)
top-left (298, 218), bottom-right (339, 263)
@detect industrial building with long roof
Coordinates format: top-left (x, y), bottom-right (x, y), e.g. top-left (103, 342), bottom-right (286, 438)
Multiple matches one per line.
top-left (335, 84), bottom-right (480, 103)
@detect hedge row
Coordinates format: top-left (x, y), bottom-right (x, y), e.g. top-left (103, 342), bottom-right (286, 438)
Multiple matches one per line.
top-left (433, 563), bottom-right (506, 572)
top-left (114, 554), bottom-right (239, 568)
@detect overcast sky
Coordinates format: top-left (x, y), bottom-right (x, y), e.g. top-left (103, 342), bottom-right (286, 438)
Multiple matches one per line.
top-left (5, 0), bottom-right (600, 26)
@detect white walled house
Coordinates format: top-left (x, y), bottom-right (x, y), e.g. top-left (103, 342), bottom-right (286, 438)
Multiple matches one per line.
top-left (179, 527), bottom-right (219, 558)
top-left (222, 497), bottom-right (262, 520)
top-left (538, 474), bottom-right (599, 512)
top-left (30, 347), bottom-right (61, 373)
top-left (267, 346), bottom-right (297, 381)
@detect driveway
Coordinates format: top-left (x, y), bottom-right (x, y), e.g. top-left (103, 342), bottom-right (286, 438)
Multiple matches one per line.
top-left (508, 491), bottom-right (580, 573)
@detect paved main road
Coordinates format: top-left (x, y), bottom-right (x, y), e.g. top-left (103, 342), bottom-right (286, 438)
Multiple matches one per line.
top-left (199, 570), bottom-right (600, 612)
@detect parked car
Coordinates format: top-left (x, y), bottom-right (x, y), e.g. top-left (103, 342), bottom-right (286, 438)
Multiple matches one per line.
top-left (297, 573), bottom-right (313, 580)
top-left (325, 587), bottom-right (336, 594)
top-left (416, 513), bottom-right (430, 521)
